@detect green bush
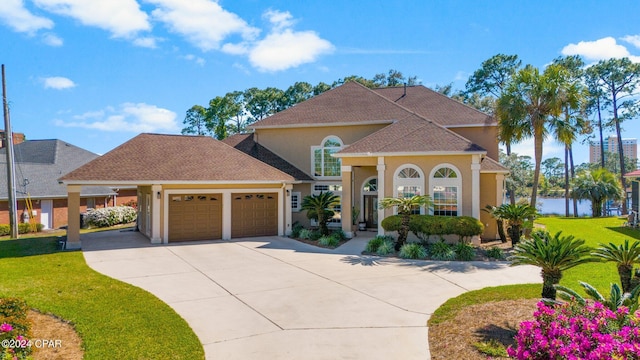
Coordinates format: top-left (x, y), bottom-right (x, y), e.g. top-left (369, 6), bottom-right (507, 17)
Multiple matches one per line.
top-left (0, 297), bottom-right (30, 337)
top-left (298, 229), bottom-right (312, 240)
top-left (318, 235), bottom-right (340, 247)
top-left (430, 241), bottom-right (456, 261)
top-left (399, 243), bottom-right (428, 259)
top-left (0, 223), bottom-right (44, 236)
top-left (309, 231), bottom-right (322, 241)
top-left (380, 215), bottom-right (403, 232)
top-left (376, 240), bottom-right (396, 255)
top-left (331, 229), bottom-right (347, 241)
top-left (409, 215), bottom-right (483, 242)
top-left (454, 242), bottom-right (475, 261)
top-left (365, 235), bottom-right (394, 253)
top-left (486, 247), bottom-right (505, 260)
top-left (290, 222), bottom-right (304, 238)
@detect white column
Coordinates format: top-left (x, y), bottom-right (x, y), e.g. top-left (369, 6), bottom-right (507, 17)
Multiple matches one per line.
top-left (151, 184), bottom-right (162, 244)
top-left (377, 157), bottom-right (386, 236)
top-left (341, 166), bottom-right (353, 238)
top-left (222, 192), bottom-right (232, 240)
top-left (471, 155), bottom-right (481, 219)
top-left (284, 184), bottom-right (293, 236)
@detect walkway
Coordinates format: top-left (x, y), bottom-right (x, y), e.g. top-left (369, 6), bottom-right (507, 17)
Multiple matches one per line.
top-left (82, 230), bottom-right (540, 359)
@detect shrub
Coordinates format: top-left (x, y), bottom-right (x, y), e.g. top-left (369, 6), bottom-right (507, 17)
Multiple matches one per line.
top-left (318, 235), bottom-right (340, 247)
top-left (309, 231), bottom-right (322, 241)
top-left (0, 297), bottom-right (32, 360)
top-left (399, 243), bottom-right (428, 259)
top-left (365, 235), bottom-right (394, 253)
top-left (453, 216), bottom-right (484, 242)
top-left (474, 339), bottom-right (508, 357)
top-left (376, 240), bottom-right (395, 255)
top-left (298, 229), bottom-right (312, 240)
top-left (508, 300), bottom-right (640, 359)
top-left (454, 242), bottom-right (475, 261)
top-left (0, 223), bottom-right (43, 236)
top-left (86, 206), bottom-right (137, 228)
top-left (331, 229), bottom-right (347, 241)
top-left (430, 241), bottom-right (456, 261)
top-left (290, 222), bottom-right (303, 238)
top-left (486, 247), bottom-right (505, 260)
top-left (380, 215), bottom-right (403, 232)
top-left (408, 215), bottom-right (483, 242)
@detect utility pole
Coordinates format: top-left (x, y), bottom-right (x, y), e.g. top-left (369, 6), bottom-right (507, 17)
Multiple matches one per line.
top-left (2, 65), bottom-right (19, 238)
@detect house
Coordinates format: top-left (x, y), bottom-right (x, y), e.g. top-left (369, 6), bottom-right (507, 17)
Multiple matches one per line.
top-left (625, 169), bottom-right (640, 213)
top-left (60, 82), bottom-right (508, 249)
top-left (0, 139), bottom-right (137, 229)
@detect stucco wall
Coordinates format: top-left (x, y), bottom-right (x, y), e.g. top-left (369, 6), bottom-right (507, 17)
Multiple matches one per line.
top-left (449, 126), bottom-right (499, 160)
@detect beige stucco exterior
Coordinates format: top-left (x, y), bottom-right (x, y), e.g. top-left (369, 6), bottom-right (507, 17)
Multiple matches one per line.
top-left (448, 126), bottom-right (500, 160)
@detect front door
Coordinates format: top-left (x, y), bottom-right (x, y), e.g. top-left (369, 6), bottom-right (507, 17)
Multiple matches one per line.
top-left (40, 199), bottom-right (53, 229)
top-left (364, 195), bottom-right (378, 229)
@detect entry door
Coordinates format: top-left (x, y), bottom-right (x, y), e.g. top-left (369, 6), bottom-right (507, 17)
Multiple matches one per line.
top-left (40, 199), bottom-right (53, 229)
top-left (364, 195), bottom-right (378, 229)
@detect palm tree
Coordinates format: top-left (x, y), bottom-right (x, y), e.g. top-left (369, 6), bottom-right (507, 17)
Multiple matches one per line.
top-left (483, 205), bottom-right (507, 243)
top-left (592, 239), bottom-right (640, 293)
top-left (378, 195), bottom-right (433, 250)
top-left (509, 231), bottom-right (592, 300)
top-left (492, 203), bottom-right (537, 245)
top-left (496, 64), bottom-right (564, 208)
top-left (301, 192), bottom-right (340, 236)
top-left (556, 281), bottom-right (640, 313)
top-left (572, 168), bottom-right (623, 217)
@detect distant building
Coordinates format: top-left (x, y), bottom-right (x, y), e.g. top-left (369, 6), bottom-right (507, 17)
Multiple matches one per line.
top-left (590, 136), bottom-right (637, 165)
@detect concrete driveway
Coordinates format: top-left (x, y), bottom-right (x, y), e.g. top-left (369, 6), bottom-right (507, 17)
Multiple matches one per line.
top-left (82, 230), bottom-right (540, 359)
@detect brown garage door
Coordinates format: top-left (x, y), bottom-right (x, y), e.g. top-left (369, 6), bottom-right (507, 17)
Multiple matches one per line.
top-left (169, 194), bottom-right (222, 242)
top-left (232, 193), bottom-right (278, 238)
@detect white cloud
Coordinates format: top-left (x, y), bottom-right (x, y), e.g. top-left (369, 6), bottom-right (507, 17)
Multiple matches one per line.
top-left (244, 10), bottom-right (334, 72)
top-left (41, 32), bottom-right (63, 46)
top-left (0, 0), bottom-right (53, 34)
top-left (55, 103), bottom-right (178, 133)
top-left (148, 0), bottom-right (259, 51)
top-left (508, 137), bottom-right (565, 161)
top-left (42, 76), bottom-right (76, 89)
top-left (33, 0), bottom-right (150, 38)
top-left (622, 35), bottom-right (640, 49)
top-left (561, 37), bottom-right (640, 62)
top-left (182, 54), bottom-right (205, 66)
top-left (133, 36), bottom-right (159, 48)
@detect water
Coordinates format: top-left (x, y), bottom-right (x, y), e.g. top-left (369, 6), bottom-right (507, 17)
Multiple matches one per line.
top-left (534, 197), bottom-right (593, 216)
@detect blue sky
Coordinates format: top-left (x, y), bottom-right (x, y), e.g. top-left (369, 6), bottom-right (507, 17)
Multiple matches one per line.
top-left (1, 0), bottom-right (640, 165)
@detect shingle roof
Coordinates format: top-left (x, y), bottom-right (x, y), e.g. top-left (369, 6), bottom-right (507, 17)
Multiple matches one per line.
top-left (60, 133), bottom-right (295, 183)
top-left (222, 133), bottom-right (313, 181)
top-left (250, 82), bottom-right (411, 128)
top-left (0, 140), bottom-right (115, 199)
top-left (335, 116), bottom-right (486, 155)
top-left (372, 86), bottom-right (495, 127)
top-left (625, 170), bottom-right (640, 177)
top-left (480, 157), bottom-right (509, 173)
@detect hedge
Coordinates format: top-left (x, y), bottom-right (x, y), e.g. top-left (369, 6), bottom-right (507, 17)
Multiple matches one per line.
top-left (382, 214), bottom-right (483, 243)
top-left (0, 223), bottom-right (44, 236)
top-left (86, 206), bottom-right (137, 228)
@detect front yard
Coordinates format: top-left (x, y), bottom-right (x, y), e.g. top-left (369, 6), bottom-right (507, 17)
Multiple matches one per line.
top-left (0, 234), bottom-right (204, 359)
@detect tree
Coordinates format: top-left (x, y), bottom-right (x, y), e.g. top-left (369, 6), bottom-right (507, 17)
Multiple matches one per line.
top-left (592, 239), bottom-right (640, 293)
top-left (492, 203), bottom-right (537, 245)
top-left (509, 231), bottom-right (593, 300)
top-left (207, 95), bottom-right (238, 140)
top-left (181, 105), bottom-right (209, 135)
top-left (301, 192), bottom-right (340, 236)
top-left (586, 58), bottom-right (640, 214)
top-left (541, 157), bottom-right (564, 188)
top-left (284, 81), bottom-right (314, 107)
top-left (244, 87), bottom-right (286, 123)
top-left (483, 205), bottom-right (507, 243)
top-left (378, 195), bottom-right (433, 250)
top-left (496, 64), bottom-right (565, 208)
top-left (313, 82), bottom-right (332, 95)
top-left (499, 151), bottom-right (534, 199)
top-left (572, 168), bottom-right (623, 217)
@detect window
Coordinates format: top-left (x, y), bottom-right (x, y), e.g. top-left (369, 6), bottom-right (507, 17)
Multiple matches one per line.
top-left (394, 165), bottom-right (424, 214)
top-left (291, 192), bottom-right (301, 212)
top-left (311, 183), bottom-right (342, 225)
top-left (363, 178), bottom-right (377, 192)
top-left (312, 136), bottom-right (343, 178)
top-left (430, 165), bottom-right (461, 216)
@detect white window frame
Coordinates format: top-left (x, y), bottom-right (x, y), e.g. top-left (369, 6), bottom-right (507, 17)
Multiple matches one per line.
top-left (311, 135), bottom-right (343, 180)
top-left (429, 164), bottom-right (462, 216)
top-left (291, 192), bottom-right (301, 212)
top-left (393, 164), bottom-right (425, 215)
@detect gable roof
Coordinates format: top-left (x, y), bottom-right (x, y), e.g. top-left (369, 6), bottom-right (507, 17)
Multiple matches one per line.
top-left (372, 86), bottom-right (495, 127)
top-left (0, 140), bottom-right (115, 199)
top-left (249, 81), bottom-right (409, 128)
top-left (222, 133), bottom-right (313, 181)
top-left (480, 157), bottom-right (509, 173)
top-left (60, 133), bottom-right (295, 184)
top-left (335, 116), bottom-right (486, 156)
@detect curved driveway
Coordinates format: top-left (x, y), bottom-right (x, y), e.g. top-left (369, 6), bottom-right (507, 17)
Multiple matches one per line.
top-left (82, 230), bottom-right (540, 359)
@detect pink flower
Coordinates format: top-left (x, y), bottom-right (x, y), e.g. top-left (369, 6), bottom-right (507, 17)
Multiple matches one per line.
top-left (0, 323), bottom-right (12, 332)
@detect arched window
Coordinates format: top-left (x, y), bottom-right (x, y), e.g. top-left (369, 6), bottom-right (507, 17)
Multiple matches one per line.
top-left (312, 136), bottom-right (343, 178)
top-left (394, 165), bottom-right (424, 214)
top-left (430, 164), bottom-right (461, 216)
top-left (362, 178), bottom-right (377, 192)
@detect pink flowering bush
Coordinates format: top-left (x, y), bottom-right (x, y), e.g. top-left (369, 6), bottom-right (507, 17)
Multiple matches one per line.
top-left (508, 300), bottom-right (640, 359)
top-left (0, 322), bottom-right (32, 360)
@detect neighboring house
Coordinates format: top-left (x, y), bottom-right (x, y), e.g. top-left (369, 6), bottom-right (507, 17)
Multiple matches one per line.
top-left (0, 139), bottom-right (136, 229)
top-left (60, 82), bottom-right (508, 248)
top-left (626, 169), bottom-right (640, 213)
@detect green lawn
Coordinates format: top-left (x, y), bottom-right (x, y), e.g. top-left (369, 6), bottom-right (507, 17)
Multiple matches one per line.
top-left (536, 216), bottom-right (639, 294)
top-left (0, 235), bottom-right (204, 360)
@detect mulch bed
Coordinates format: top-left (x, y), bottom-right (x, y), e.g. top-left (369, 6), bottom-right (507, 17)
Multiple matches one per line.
top-left (28, 310), bottom-right (83, 360)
